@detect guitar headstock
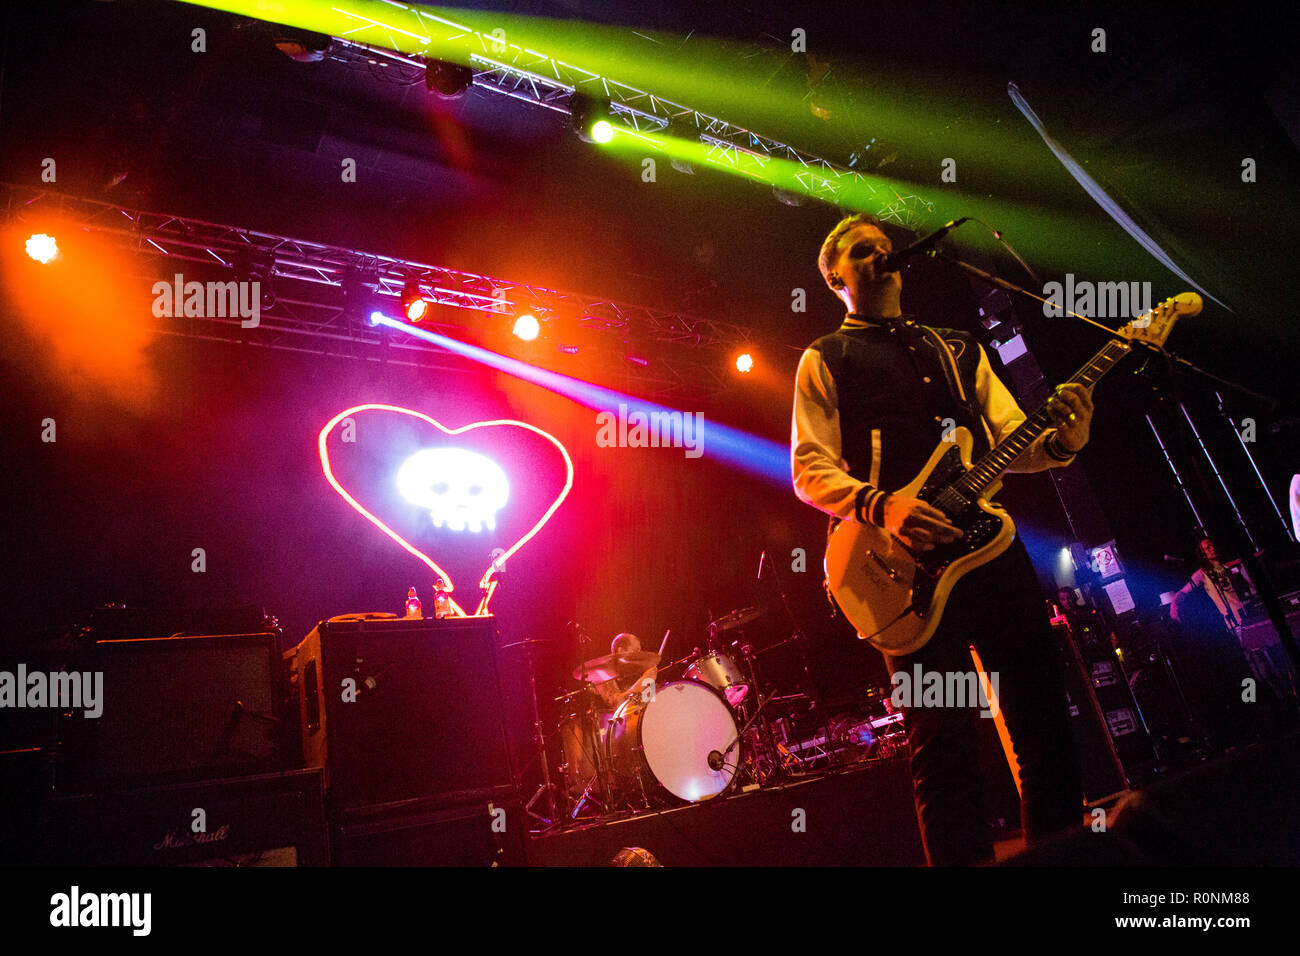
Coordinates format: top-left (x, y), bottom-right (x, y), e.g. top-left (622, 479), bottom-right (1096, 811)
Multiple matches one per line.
top-left (1119, 292), bottom-right (1201, 348)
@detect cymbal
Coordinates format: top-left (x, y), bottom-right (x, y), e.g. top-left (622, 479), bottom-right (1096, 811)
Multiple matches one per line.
top-left (572, 650), bottom-right (660, 683)
top-left (709, 606), bottom-right (765, 631)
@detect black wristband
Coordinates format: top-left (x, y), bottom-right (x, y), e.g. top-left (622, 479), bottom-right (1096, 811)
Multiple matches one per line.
top-left (870, 491), bottom-right (890, 526)
top-left (1046, 431), bottom-right (1076, 462)
top-left (854, 486), bottom-right (873, 524)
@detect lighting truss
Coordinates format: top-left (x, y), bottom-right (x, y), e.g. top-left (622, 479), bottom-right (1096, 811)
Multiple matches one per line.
top-left (310, 4), bottom-right (935, 229)
top-left (2, 184), bottom-right (743, 399)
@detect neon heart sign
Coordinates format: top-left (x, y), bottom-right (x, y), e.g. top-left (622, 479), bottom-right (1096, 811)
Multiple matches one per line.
top-left (318, 403), bottom-right (573, 616)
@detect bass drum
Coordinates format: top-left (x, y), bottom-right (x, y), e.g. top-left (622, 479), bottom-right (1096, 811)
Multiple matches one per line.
top-left (606, 680), bottom-right (740, 805)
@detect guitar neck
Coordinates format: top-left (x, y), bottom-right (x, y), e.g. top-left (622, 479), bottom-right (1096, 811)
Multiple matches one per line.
top-left (957, 336), bottom-right (1132, 498)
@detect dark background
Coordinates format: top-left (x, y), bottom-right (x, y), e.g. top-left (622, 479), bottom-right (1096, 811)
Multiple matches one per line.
top-left (2, 1), bottom-right (1297, 772)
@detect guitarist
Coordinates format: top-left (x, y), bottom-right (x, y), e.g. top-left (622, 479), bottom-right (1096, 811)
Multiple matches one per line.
top-left (792, 213), bottom-right (1093, 864)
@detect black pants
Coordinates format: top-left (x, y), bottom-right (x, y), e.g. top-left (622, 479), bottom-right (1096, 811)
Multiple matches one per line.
top-left (883, 537), bottom-right (1082, 865)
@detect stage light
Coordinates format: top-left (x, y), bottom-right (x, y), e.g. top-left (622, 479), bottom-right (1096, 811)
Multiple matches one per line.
top-left (570, 94), bottom-right (616, 144)
top-left (513, 313), bottom-right (540, 341)
top-left (366, 315), bottom-right (790, 486)
top-left (369, 310), bottom-right (385, 326)
top-left (401, 278), bottom-right (428, 321)
top-left (424, 59), bottom-right (473, 97)
top-left (26, 233), bottom-right (59, 264)
top-left (735, 352), bottom-right (754, 373)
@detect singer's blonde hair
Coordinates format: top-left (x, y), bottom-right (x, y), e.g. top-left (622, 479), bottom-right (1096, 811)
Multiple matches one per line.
top-left (818, 213), bottom-right (890, 288)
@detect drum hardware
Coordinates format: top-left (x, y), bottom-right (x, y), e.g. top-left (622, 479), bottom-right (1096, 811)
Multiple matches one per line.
top-left (572, 650), bottom-right (661, 684)
top-left (501, 636), bottom-right (561, 828)
top-left (708, 606), bottom-right (766, 633)
top-left (712, 680), bottom-right (782, 784)
top-left (756, 547), bottom-right (839, 768)
top-left (654, 650), bottom-right (699, 678)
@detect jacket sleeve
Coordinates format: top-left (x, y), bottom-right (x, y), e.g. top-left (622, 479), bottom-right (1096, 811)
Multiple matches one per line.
top-left (791, 348), bottom-right (887, 524)
top-left (974, 343), bottom-right (1074, 474)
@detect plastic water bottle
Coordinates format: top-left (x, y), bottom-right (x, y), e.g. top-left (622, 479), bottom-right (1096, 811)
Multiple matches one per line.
top-left (405, 587), bottom-right (423, 619)
top-left (433, 581), bottom-right (451, 619)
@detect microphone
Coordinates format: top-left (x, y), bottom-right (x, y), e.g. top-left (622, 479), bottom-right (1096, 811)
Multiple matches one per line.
top-left (707, 750), bottom-right (725, 771)
top-left (880, 218), bottom-right (969, 272)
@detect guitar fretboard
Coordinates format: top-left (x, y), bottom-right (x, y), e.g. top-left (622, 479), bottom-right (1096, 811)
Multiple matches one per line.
top-left (956, 337), bottom-right (1131, 499)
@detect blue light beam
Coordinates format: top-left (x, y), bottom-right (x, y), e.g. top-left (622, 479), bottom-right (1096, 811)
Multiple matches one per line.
top-left (370, 313), bottom-right (790, 486)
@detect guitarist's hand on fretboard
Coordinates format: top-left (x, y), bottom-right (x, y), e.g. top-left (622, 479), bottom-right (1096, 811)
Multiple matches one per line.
top-left (1047, 382), bottom-right (1095, 452)
top-left (884, 495), bottom-right (963, 553)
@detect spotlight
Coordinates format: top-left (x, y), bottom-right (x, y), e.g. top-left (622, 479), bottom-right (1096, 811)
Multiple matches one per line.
top-left (513, 314), bottom-right (540, 341)
top-left (735, 352), bottom-right (754, 373)
top-left (401, 278), bottom-right (428, 321)
top-left (26, 233), bottom-right (59, 264)
top-left (424, 59), bottom-right (473, 97)
top-left (570, 94), bottom-right (617, 144)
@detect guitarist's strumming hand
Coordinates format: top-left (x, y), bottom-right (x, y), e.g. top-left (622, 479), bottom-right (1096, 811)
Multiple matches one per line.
top-left (883, 496), bottom-right (963, 553)
top-left (1047, 382), bottom-right (1094, 453)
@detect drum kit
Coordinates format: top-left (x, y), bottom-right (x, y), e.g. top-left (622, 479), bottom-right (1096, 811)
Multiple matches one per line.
top-left (545, 606), bottom-right (857, 824)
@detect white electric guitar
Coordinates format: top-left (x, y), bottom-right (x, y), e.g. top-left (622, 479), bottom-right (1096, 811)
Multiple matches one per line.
top-left (825, 292), bottom-right (1201, 655)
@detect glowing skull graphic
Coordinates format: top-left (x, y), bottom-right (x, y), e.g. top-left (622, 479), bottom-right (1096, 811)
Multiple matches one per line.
top-left (396, 447), bottom-right (511, 533)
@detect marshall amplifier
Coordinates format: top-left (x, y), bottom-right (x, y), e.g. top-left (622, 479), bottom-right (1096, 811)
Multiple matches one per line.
top-left (72, 632), bottom-right (287, 789)
top-left (39, 769), bottom-right (328, 866)
top-left (286, 616), bottom-right (516, 816)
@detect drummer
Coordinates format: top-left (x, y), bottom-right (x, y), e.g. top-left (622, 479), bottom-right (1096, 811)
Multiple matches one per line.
top-left (587, 633), bottom-right (658, 708)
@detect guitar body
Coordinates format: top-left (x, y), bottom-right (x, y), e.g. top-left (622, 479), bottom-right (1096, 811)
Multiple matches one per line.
top-left (825, 427), bottom-right (1015, 655)
top-left (821, 292), bottom-right (1199, 657)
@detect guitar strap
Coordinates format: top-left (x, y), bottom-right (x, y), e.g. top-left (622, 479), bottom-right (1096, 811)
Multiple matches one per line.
top-left (919, 326), bottom-right (987, 448)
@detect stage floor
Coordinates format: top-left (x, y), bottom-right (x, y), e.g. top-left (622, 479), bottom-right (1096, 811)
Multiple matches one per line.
top-left (525, 756), bottom-right (927, 866)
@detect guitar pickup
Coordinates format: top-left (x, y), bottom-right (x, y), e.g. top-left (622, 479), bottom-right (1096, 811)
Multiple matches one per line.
top-left (864, 549), bottom-right (901, 581)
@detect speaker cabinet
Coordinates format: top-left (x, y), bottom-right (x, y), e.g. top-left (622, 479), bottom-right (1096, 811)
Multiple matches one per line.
top-left (39, 769), bottom-right (328, 866)
top-left (287, 617), bottom-right (515, 816)
top-left (332, 798), bottom-right (525, 866)
top-left (80, 632), bottom-right (285, 788)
